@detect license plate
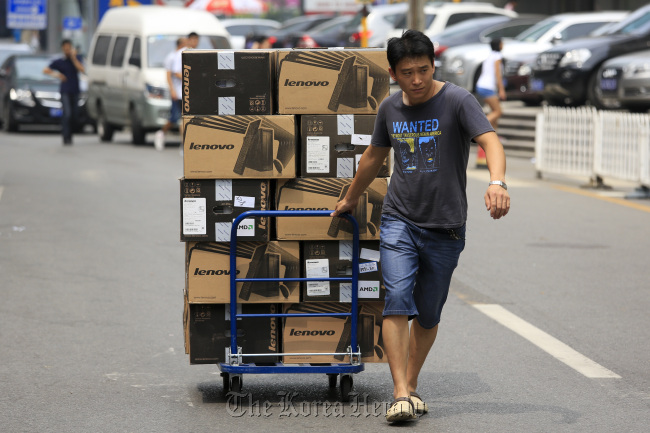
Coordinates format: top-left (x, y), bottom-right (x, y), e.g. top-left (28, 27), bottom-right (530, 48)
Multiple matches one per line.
top-left (530, 78), bottom-right (544, 92)
top-left (50, 108), bottom-right (63, 117)
top-left (600, 78), bottom-right (618, 91)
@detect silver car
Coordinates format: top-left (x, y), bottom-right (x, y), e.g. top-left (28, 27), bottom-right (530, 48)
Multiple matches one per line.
top-left (437, 11), bottom-right (627, 92)
top-left (598, 49), bottom-right (650, 111)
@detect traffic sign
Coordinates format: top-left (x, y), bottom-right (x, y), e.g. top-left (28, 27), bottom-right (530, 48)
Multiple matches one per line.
top-left (6, 0), bottom-right (47, 30)
top-left (63, 16), bottom-right (83, 31)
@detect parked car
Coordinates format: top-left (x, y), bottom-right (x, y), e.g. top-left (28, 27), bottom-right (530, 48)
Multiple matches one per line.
top-left (597, 49), bottom-right (650, 111)
top-left (438, 11), bottom-right (627, 93)
top-left (220, 18), bottom-right (280, 49)
top-left (86, 6), bottom-right (231, 145)
top-left (295, 15), bottom-right (356, 48)
top-left (266, 14), bottom-right (336, 48)
top-left (0, 43), bottom-right (34, 66)
top-left (533, 4), bottom-right (650, 108)
top-left (341, 3), bottom-right (409, 48)
top-left (386, 1), bottom-right (517, 47)
top-left (0, 54), bottom-right (93, 132)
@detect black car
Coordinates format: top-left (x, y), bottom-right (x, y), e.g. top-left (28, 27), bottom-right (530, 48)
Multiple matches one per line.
top-left (295, 15), bottom-right (356, 48)
top-left (0, 54), bottom-right (93, 132)
top-left (533, 4), bottom-right (650, 108)
top-left (266, 14), bottom-right (336, 48)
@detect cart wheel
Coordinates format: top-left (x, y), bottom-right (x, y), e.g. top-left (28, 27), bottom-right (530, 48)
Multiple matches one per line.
top-left (340, 375), bottom-right (353, 402)
top-left (328, 374), bottom-right (338, 388)
top-left (221, 372), bottom-right (229, 394)
top-left (230, 375), bottom-right (242, 393)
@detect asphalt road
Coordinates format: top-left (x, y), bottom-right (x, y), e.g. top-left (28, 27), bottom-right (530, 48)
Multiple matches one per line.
top-left (0, 127), bottom-right (648, 432)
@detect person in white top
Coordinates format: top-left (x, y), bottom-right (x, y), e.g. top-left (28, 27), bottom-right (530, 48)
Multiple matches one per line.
top-left (475, 38), bottom-right (506, 129)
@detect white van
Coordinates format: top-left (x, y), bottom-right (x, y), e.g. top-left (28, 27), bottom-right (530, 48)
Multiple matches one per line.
top-left (86, 6), bottom-right (231, 144)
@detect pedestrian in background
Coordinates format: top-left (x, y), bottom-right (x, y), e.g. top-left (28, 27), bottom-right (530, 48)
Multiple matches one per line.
top-left (154, 37), bottom-right (187, 151)
top-left (332, 30), bottom-right (509, 423)
top-left (475, 38), bottom-right (506, 130)
top-left (504, 1), bottom-right (518, 11)
top-left (43, 39), bottom-right (85, 145)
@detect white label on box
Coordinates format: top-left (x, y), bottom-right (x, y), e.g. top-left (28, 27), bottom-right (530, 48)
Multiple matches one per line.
top-left (359, 261), bottom-right (378, 273)
top-left (235, 218), bottom-right (255, 237)
top-left (360, 248), bottom-right (381, 262)
top-left (337, 114), bottom-right (354, 136)
top-left (337, 158), bottom-right (354, 178)
top-left (218, 52), bottom-right (235, 70)
top-left (339, 283), bottom-right (352, 302)
top-left (225, 304), bottom-right (243, 321)
top-left (306, 258), bottom-right (330, 296)
top-left (356, 154), bottom-right (362, 171)
top-left (214, 179), bottom-right (232, 201)
top-left (214, 222), bottom-right (231, 242)
top-left (339, 241), bottom-right (353, 261)
top-left (234, 196), bottom-right (255, 208)
top-left (358, 281), bottom-right (381, 299)
top-left (306, 136), bottom-right (330, 173)
top-left (219, 97), bottom-right (235, 115)
top-left (182, 198), bottom-right (206, 235)
top-left (351, 134), bottom-right (371, 146)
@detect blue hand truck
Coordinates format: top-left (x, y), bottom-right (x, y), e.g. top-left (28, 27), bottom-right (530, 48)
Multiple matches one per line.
top-left (219, 210), bottom-right (365, 401)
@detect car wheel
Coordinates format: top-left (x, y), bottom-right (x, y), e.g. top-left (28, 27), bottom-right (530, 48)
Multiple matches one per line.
top-left (3, 100), bottom-right (18, 132)
top-left (130, 106), bottom-right (146, 145)
top-left (587, 71), bottom-right (606, 110)
top-left (97, 105), bottom-right (114, 142)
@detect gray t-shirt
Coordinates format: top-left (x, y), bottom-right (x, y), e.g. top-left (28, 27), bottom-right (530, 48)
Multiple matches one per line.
top-left (372, 82), bottom-right (494, 228)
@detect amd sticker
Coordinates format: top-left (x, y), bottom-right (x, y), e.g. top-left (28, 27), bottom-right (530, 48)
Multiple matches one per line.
top-left (236, 218), bottom-right (255, 237)
top-left (358, 281), bottom-right (380, 299)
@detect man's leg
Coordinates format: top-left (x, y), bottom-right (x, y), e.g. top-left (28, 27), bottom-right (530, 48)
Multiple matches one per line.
top-left (383, 315), bottom-right (411, 399)
top-left (60, 93), bottom-right (72, 144)
top-left (407, 321), bottom-right (438, 393)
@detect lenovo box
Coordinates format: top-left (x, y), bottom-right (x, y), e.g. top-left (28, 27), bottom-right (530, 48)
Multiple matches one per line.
top-left (182, 50), bottom-right (274, 115)
top-left (188, 303), bottom-right (281, 364)
top-left (275, 178), bottom-right (387, 240)
top-left (277, 49), bottom-right (390, 114)
top-left (282, 302), bottom-right (386, 363)
top-left (300, 114), bottom-right (389, 178)
top-left (302, 240), bottom-right (385, 303)
top-left (185, 241), bottom-right (300, 304)
top-left (180, 178), bottom-right (270, 242)
top-left (183, 115), bottom-right (296, 179)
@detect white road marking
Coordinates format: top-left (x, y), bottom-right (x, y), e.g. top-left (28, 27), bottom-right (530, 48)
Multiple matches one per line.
top-left (473, 304), bottom-right (621, 379)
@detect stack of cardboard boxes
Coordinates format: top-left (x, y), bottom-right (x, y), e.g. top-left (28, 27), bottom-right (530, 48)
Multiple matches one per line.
top-left (181, 47), bottom-right (392, 366)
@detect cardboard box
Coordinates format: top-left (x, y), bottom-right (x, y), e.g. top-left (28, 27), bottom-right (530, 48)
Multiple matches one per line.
top-left (183, 295), bottom-right (190, 355)
top-left (183, 115), bottom-right (296, 179)
top-left (275, 178), bottom-right (387, 240)
top-left (300, 114), bottom-right (389, 178)
top-left (277, 49), bottom-right (390, 114)
top-left (188, 303), bottom-right (281, 364)
top-left (180, 178), bottom-right (270, 242)
top-left (182, 50), bottom-right (274, 115)
top-left (302, 240), bottom-right (385, 303)
top-left (282, 302), bottom-right (386, 363)
top-left (185, 241), bottom-right (300, 304)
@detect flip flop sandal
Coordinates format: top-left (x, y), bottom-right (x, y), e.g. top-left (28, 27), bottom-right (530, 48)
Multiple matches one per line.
top-left (385, 396), bottom-right (416, 423)
top-left (410, 391), bottom-right (429, 415)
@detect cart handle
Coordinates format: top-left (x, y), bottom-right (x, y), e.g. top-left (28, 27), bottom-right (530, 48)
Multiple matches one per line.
top-left (229, 210), bottom-right (361, 365)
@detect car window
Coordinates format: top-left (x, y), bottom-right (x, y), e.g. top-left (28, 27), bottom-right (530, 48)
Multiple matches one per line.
top-left (617, 11), bottom-right (650, 35)
top-left (110, 36), bottom-right (128, 67)
top-left (129, 37), bottom-right (141, 66)
top-left (447, 13), bottom-right (480, 27)
top-left (483, 23), bottom-right (535, 40)
top-left (559, 22), bottom-right (610, 40)
top-left (15, 57), bottom-right (52, 81)
top-left (92, 35), bottom-right (112, 65)
top-left (384, 13), bottom-right (406, 25)
top-left (515, 19), bottom-right (559, 42)
top-left (226, 25), bottom-right (255, 36)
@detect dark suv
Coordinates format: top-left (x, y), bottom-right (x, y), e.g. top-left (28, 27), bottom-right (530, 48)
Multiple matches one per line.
top-left (532, 5), bottom-right (650, 108)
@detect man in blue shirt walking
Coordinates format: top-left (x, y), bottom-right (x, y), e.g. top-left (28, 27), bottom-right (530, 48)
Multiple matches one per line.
top-left (43, 39), bottom-right (85, 145)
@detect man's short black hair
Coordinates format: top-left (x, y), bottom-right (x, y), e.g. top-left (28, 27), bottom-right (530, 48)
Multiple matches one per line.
top-left (490, 38), bottom-right (502, 52)
top-left (61, 39), bottom-right (72, 47)
top-left (188, 32), bottom-right (199, 39)
top-left (386, 30), bottom-right (434, 71)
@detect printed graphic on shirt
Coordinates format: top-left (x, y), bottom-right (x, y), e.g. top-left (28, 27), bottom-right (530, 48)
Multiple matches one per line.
top-left (391, 119), bottom-right (441, 173)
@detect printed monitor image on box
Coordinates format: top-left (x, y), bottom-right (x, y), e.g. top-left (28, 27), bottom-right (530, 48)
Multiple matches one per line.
top-left (277, 49), bottom-right (390, 114)
top-left (275, 178), bottom-right (387, 240)
top-left (185, 241), bottom-right (300, 304)
top-left (282, 302), bottom-right (386, 363)
top-left (183, 115), bottom-right (296, 179)
top-left (180, 178), bottom-right (270, 242)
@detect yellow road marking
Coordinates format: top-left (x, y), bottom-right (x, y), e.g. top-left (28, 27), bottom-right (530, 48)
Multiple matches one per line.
top-left (552, 184), bottom-right (650, 213)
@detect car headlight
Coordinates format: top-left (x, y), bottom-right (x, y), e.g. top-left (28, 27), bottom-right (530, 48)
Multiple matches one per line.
top-left (559, 49), bottom-right (592, 68)
top-left (9, 88), bottom-right (35, 107)
top-left (518, 64), bottom-right (532, 76)
top-left (623, 63), bottom-right (650, 78)
top-left (447, 58), bottom-right (464, 75)
top-left (145, 84), bottom-right (168, 99)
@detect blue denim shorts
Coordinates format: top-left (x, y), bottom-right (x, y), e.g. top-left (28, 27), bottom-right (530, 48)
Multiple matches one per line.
top-left (475, 87), bottom-right (497, 98)
top-left (169, 99), bottom-right (182, 123)
top-left (380, 213), bottom-right (466, 329)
